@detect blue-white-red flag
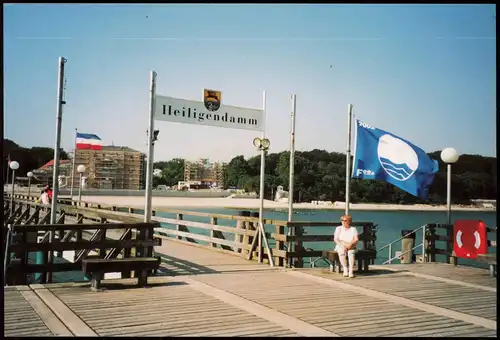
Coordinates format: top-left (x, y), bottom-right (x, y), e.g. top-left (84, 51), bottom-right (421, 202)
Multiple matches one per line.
top-left (76, 133), bottom-right (103, 150)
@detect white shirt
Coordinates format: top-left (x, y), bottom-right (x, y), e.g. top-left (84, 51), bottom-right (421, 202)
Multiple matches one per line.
top-left (40, 192), bottom-right (50, 204)
top-left (334, 226), bottom-right (358, 244)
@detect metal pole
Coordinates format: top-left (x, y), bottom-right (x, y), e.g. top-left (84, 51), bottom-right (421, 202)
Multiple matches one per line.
top-left (144, 70), bottom-right (157, 222)
top-left (70, 128), bottom-right (77, 199)
top-left (78, 173), bottom-right (82, 202)
top-left (6, 155), bottom-right (10, 187)
top-left (258, 91), bottom-right (267, 264)
top-left (4, 224), bottom-right (12, 286)
top-left (258, 148), bottom-right (265, 264)
top-left (28, 177), bottom-right (31, 197)
top-left (345, 104), bottom-right (353, 215)
top-left (446, 163), bottom-right (451, 224)
top-left (10, 170), bottom-right (16, 211)
top-left (422, 225), bottom-right (426, 263)
top-left (50, 56), bottom-right (67, 224)
top-left (287, 94), bottom-right (297, 268)
top-left (257, 91), bottom-right (274, 267)
top-left (288, 94), bottom-right (297, 222)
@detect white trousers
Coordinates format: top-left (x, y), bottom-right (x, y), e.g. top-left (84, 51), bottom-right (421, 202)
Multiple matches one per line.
top-left (335, 244), bottom-right (356, 272)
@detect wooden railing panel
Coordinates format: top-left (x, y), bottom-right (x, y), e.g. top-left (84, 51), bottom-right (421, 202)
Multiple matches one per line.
top-left (4, 200), bottom-right (160, 285)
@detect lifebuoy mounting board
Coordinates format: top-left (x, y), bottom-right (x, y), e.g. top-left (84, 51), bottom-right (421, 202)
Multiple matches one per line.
top-left (453, 220), bottom-right (488, 259)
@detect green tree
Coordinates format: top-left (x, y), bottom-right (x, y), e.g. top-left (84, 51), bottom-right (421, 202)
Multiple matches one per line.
top-left (3, 139), bottom-right (69, 183)
top-left (153, 158), bottom-right (185, 187)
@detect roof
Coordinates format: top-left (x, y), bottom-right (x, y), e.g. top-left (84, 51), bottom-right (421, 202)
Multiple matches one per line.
top-left (38, 159), bottom-right (72, 170)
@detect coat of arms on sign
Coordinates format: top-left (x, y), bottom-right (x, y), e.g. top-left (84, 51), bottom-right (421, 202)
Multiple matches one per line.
top-left (203, 89), bottom-right (222, 112)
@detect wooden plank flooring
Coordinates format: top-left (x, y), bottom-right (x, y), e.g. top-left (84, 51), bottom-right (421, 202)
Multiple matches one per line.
top-left (372, 263), bottom-right (497, 288)
top-left (36, 281), bottom-right (299, 337)
top-left (4, 287), bottom-right (55, 337)
top-left (4, 238), bottom-right (497, 337)
top-left (302, 268), bottom-right (497, 321)
top-left (192, 270), bottom-right (496, 337)
top-left (153, 238), bottom-right (273, 276)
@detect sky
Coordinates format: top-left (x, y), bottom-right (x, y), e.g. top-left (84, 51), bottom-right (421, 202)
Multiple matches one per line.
top-left (3, 4), bottom-right (497, 163)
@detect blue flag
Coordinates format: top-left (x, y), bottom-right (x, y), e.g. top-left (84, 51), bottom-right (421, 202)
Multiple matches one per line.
top-left (351, 119), bottom-right (439, 200)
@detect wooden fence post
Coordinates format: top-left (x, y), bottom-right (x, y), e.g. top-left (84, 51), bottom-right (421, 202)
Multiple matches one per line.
top-left (446, 224), bottom-right (458, 265)
top-left (294, 225), bottom-right (304, 268)
top-left (210, 217), bottom-right (218, 248)
top-left (275, 224), bottom-right (284, 267)
top-left (176, 214), bottom-right (183, 240)
top-left (236, 211), bottom-right (250, 253)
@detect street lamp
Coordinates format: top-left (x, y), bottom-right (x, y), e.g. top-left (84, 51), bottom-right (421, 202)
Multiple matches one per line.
top-left (27, 171), bottom-right (34, 197)
top-left (253, 137), bottom-right (271, 150)
top-left (251, 137), bottom-right (274, 266)
top-left (77, 165), bottom-right (86, 202)
top-left (440, 148), bottom-right (459, 224)
top-left (9, 161), bottom-right (19, 211)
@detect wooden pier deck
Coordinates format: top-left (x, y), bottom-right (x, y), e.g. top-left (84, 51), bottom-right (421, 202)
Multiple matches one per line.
top-left (4, 239), bottom-right (497, 337)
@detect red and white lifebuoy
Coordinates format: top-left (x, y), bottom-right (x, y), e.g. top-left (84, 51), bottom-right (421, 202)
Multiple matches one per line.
top-left (453, 220), bottom-right (487, 259)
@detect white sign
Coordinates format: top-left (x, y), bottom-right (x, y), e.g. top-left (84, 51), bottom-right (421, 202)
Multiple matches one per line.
top-left (154, 95), bottom-right (264, 132)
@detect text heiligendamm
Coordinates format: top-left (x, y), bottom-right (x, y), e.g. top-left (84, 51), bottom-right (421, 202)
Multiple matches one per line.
top-left (162, 105), bottom-right (258, 126)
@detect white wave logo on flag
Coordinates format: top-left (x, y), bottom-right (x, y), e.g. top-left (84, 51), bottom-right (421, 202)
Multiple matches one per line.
top-left (377, 134), bottom-right (419, 181)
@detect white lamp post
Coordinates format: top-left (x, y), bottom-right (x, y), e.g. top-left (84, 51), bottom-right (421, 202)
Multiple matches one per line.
top-left (440, 148), bottom-right (459, 224)
top-left (251, 137), bottom-right (274, 267)
top-left (27, 171), bottom-right (34, 197)
top-left (9, 161), bottom-right (20, 210)
top-left (77, 165), bottom-right (86, 202)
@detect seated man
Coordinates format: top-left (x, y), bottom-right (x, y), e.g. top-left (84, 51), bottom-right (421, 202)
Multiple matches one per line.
top-left (334, 215), bottom-right (358, 278)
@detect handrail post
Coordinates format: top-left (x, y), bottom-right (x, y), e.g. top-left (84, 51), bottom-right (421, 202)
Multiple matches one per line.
top-left (422, 225), bottom-right (426, 263)
top-left (287, 223), bottom-right (294, 267)
top-left (4, 224), bottom-right (12, 286)
top-left (388, 244), bottom-right (392, 264)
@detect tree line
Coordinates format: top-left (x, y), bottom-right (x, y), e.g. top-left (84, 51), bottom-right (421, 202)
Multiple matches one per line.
top-left (4, 138), bottom-right (496, 204)
top-left (3, 139), bottom-right (69, 184)
top-left (153, 149), bottom-right (496, 204)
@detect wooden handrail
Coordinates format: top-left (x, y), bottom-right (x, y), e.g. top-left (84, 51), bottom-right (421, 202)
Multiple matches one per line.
top-left (5, 193), bottom-right (288, 226)
top-left (5, 194), bottom-right (381, 269)
top-left (287, 221), bottom-right (375, 227)
top-left (5, 214), bottom-right (159, 285)
top-left (11, 222), bottom-right (159, 232)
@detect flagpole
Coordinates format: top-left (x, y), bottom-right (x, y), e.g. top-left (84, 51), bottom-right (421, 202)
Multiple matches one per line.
top-left (144, 70), bottom-right (157, 223)
top-left (70, 128), bottom-right (77, 199)
top-left (287, 94), bottom-right (297, 267)
top-left (6, 154), bottom-right (10, 186)
top-left (345, 104), bottom-right (353, 215)
top-left (48, 56), bottom-right (66, 283)
top-left (50, 56), bottom-right (67, 224)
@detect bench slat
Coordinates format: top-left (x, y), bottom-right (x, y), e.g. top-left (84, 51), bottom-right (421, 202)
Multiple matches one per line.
top-left (82, 256), bottom-right (161, 274)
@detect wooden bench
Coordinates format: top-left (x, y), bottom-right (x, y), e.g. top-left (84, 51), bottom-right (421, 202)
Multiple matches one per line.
top-left (321, 249), bottom-right (377, 274)
top-left (477, 254), bottom-right (497, 277)
top-left (82, 257), bottom-right (161, 291)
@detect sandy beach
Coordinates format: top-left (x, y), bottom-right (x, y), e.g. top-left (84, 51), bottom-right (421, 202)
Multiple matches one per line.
top-left (79, 195), bottom-right (496, 212)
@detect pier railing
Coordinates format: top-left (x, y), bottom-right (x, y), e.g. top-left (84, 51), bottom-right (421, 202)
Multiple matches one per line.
top-left (422, 223), bottom-right (497, 265)
top-left (5, 220), bottom-right (160, 286)
top-left (7, 194), bottom-right (381, 268)
top-left (4, 198), bottom-right (161, 285)
top-left (10, 194), bottom-right (495, 269)
top-left (284, 222), bottom-right (378, 267)
top-left (5, 194), bottom-right (290, 266)
top-left (377, 223), bottom-right (497, 266)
